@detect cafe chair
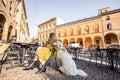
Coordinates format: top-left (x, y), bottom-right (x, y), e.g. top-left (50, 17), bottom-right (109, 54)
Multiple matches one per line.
top-left (0, 42), bottom-right (21, 73)
top-left (6, 43), bottom-right (21, 68)
top-left (107, 44), bottom-right (120, 72)
top-left (76, 48), bottom-right (82, 59)
top-left (23, 46), bottom-right (40, 70)
top-left (26, 46), bottom-right (37, 66)
top-left (70, 47), bottom-right (78, 60)
top-left (66, 46), bottom-right (72, 54)
top-left (88, 44), bottom-right (103, 66)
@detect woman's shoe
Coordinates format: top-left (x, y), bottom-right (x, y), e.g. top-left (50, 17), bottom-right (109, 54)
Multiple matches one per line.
top-left (58, 69), bottom-right (63, 73)
top-left (23, 61), bottom-right (35, 70)
top-left (35, 65), bottom-right (46, 74)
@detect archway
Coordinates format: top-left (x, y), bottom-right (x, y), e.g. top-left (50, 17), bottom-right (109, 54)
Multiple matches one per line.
top-left (63, 39), bottom-right (68, 47)
top-left (69, 38), bottom-right (75, 44)
top-left (104, 33), bottom-right (118, 46)
top-left (77, 38), bottom-right (83, 48)
top-left (7, 26), bottom-right (13, 41)
top-left (0, 24), bottom-right (3, 40)
top-left (0, 14), bottom-right (6, 40)
top-left (85, 37), bottom-right (92, 48)
top-left (94, 36), bottom-right (103, 48)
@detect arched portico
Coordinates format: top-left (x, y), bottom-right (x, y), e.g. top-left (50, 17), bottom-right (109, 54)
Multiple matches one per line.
top-left (85, 37), bottom-right (92, 48)
top-left (69, 38), bottom-right (75, 44)
top-left (63, 39), bottom-right (68, 47)
top-left (77, 38), bottom-right (83, 48)
top-left (0, 14), bottom-right (6, 40)
top-left (104, 33), bottom-right (118, 47)
top-left (7, 25), bottom-right (13, 41)
top-left (94, 36), bottom-right (103, 48)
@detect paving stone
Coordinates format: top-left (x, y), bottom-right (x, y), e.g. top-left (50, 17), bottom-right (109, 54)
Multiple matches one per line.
top-left (0, 59), bottom-right (120, 80)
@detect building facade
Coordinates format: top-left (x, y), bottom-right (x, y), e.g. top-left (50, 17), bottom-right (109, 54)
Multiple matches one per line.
top-left (31, 36), bottom-right (38, 43)
top-left (56, 16), bottom-right (104, 48)
top-left (38, 18), bottom-right (64, 46)
top-left (38, 8), bottom-right (120, 48)
top-left (100, 8), bottom-right (120, 47)
top-left (0, 0), bottom-right (29, 42)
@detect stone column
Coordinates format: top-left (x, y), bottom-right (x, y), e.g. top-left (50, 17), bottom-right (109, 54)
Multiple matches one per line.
top-left (82, 38), bottom-right (85, 48)
top-left (118, 35), bottom-right (120, 45)
top-left (2, 24), bottom-right (8, 41)
top-left (91, 38), bottom-right (94, 45)
top-left (102, 35), bottom-right (105, 48)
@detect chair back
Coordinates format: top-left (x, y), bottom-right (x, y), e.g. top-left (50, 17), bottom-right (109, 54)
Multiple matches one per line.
top-left (107, 44), bottom-right (120, 59)
top-left (88, 44), bottom-right (98, 56)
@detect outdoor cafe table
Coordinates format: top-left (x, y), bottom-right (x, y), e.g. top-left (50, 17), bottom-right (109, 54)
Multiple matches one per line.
top-left (0, 42), bottom-right (34, 75)
top-left (13, 42), bottom-right (34, 66)
top-left (100, 48), bottom-right (120, 70)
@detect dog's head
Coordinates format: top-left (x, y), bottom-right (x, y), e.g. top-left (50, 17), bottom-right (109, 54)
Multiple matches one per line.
top-left (53, 41), bottom-right (64, 49)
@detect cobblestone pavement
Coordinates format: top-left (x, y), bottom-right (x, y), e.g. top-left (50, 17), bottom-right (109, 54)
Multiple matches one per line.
top-left (0, 59), bottom-right (120, 80)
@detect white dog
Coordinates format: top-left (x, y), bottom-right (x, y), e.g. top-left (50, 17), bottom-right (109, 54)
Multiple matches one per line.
top-left (53, 41), bottom-right (88, 77)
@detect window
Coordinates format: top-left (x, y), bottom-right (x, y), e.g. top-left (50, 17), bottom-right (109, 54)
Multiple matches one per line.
top-left (70, 28), bottom-right (73, 36)
top-left (85, 25), bottom-right (89, 34)
top-left (49, 24), bottom-right (51, 28)
top-left (58, 31), bottom-right (61, 37)
top-left (9, 1), bottom-right (12, 16)
top-left (51, 24), bottom-right (53, 28)
top-left (106, 16), bottom-right (110, 20)
top-left (105, 10), bottom-right (107, 13)
top-left (43, 35), bottom-right (44, 39)
top-left (64, 30), bottom-right (67, 36)
top-left (94, 24), bottom-right (99, 33)
top-left (77, 27), bottom-right (81, 35)
top-left (107, 23), bottom-right (112, 30)
top-left (53, 23), bottom-right (56, 26)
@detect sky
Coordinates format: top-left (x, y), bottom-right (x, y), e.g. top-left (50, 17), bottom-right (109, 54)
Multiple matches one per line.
top-left (24, 0), bottom-right (120, 39)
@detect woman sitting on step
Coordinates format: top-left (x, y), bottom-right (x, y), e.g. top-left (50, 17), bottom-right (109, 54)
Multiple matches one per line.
top-left (24, 32), bottom-right (58, 73)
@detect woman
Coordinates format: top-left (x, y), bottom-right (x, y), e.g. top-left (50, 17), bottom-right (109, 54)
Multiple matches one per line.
top-left (53, 41), bottom-right (88, 77)
top-left (24, 32), bottom-right (57, 73)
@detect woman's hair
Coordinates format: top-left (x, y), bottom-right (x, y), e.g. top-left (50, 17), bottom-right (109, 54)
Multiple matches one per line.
top-left (49, 32), bottom-right (55, 38)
